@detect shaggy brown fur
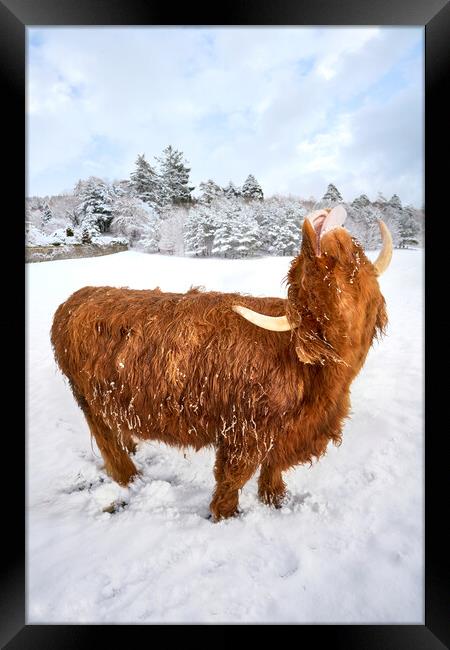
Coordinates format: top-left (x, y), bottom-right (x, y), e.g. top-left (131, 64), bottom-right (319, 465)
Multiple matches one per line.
top-left (51, 218), bottom-right (388, 520)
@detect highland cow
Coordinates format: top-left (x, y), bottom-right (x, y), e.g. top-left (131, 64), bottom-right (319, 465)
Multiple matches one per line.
top-left (51, 207), bottom-right (392, 520)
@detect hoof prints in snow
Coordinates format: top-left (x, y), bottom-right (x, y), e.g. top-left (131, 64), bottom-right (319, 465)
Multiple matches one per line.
top-left (62, 476), bottom-right (105, 495)
top-left (102, 501), bottom-right (128, 514)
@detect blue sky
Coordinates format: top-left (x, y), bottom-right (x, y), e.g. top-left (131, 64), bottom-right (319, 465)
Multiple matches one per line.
top-left (26, 27), bottom-right (424, 206)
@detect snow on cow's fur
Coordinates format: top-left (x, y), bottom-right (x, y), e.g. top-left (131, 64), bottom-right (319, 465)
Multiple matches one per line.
top-left (51, 208), bottom-right (391, 521)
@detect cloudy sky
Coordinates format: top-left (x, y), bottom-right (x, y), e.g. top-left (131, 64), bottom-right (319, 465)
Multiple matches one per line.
top-left (27, 27), bottom-right (424, 206)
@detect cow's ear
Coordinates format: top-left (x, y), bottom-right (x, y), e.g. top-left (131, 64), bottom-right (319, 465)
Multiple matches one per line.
top-left (301, 218), bottom-right (318, 258)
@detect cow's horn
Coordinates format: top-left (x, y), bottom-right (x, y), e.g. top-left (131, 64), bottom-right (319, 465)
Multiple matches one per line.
top-left (373, 220), bottom-right (393, 276)
top-left (232, 305), bottom-right (295, 331)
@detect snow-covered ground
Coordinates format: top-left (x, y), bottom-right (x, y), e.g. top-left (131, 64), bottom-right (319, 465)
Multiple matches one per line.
top-left (26, 249), bottom-right (424, 623)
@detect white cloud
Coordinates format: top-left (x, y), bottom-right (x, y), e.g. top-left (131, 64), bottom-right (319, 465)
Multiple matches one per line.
top-left (26, 27), bottom-right (423, 206)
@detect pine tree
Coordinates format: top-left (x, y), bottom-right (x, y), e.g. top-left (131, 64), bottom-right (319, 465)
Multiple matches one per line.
top-left (212, 199), bottom-right (260, 258)
top-left (398, 206), bottom-right (420, 248)
top-left (81, 227), bottom-right (91, 244)
top-left (408, 206), bottom-right (424, 246)
top-left (112, 178), bottom-right (133, 198)
top-left (184, 202), bottom-right (216, 256)
top-left (74, 177), bottom-right (114, 234)
top-left (367, 191), bottom-right (400, 246)
top-left (388, 194), bottom-right (402, 211)
top-left (252, 198), bottom-right (278, 254)
top-left (223, 181), bottom-right (241, 198)
top-left (41, 202), bottom-right (53, 225)
top-left (81, 211), bottom-right (100, 243)
top-left (211, 202), bottom-right (236, 257)
top-left (233, 203), bottom-right (260, 257)
top-left (241, 174), bottom-right (264, 201)
top-left (252, 197), bottom-right (304, 255)
top-left (130, 154), bottom-right (161, 206)
top-left (351, 194), bottom-right (371, 210)
top-left (348, 195), bottom-right (382, 249)
top-left (198, 179), bottom-right (223, 204)
top-left (315, 183), bottom-right (343, 209)
top-left (156, 145), bottom-right (194, 206)
top-left (271, 209), bottom-right (301, 255)
top-left (373, 191), bottom-right (388, 210)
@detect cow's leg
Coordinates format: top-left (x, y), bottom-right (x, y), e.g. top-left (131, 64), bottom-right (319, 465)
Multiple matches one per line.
top-left (92, 418), bottom-right (140, 486)
top-left (258, 461), bottom-right (286, 508)
top-left (210, 445), bottom-right (258, 521)
top-left (72, 387), bottom-right (139, 486)
top-left (87, 414), bottom-right (139, 486)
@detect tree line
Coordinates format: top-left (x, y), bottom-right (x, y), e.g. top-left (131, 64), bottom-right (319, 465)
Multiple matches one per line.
top-left (26, 146), bottom-right (423, 257)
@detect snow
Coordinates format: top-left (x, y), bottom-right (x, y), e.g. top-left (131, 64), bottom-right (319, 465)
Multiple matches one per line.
top-left (27, 249), bottom-right (424, 623)
top-left (25, 224), bottom-right (55, 246)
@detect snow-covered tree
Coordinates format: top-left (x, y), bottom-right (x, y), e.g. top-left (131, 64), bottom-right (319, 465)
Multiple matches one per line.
top-left (351, 194), bottom-right (371, 210)
top-left (233, 210), bottom-right (260, 257)
top-left (211, 212), bottom-right (238, 258)
top-left (65, 208), bottom-right (79, 228)
top-left (212, 198), bottom-right (260, 258)
top-left (184, 202), bottom-right (216, 256)
top-left (398, 206), bottom-right (420, 248)
top-left (41, 193), bottom-right (79, 230)
top-left (26, 157), bottom-right (424, 257)
top-left (302, 195), bottom-right (317, 212)
top-left (130, 154), bottom-right (161, 206)
top-left (111, 179), bottom-right (133, 200)
top-left (373, 191), bottom-right (388, 210)
top-left (348, 195), bottom-right (383, 249)
top-left (138, 224), bottom-right (160, 253)
top-left (41, 202), bottom-right (53, 225)
top-left (80, 212), bottom-right (100, 243)
top-left (26, 223), bottom-right (52, 246)
top-left (186, 197), bottom-right (262, 258)
top-left (158, 208), bottom-right (186, 255)
top-left (253, 196), bottom-right (305, 255)
top-left (241, 174), bottom-right (264, 201)
top-left (49, 227), bottom-right (81, 245)
top-left (271, 209), bottom-right (302, 255)
top-left (380, 204), bottom-right (401, 248)
top-left (315, 183), bottom-right (344, 209)
top-left (409, 206), bottom-right (424, 246)
top-left (26, 199), bottom-right (45, 233)
top-left (110, 195), bottom-right (160, 246)
top-left (198, 179), bottom-right (223, 204)
top-left (156, 145), bottom-right (194, 206)
top-left (365, 191), bottom-right (403, 247)
top-left (388, 194), bottom-right (402, 211)
top-left (223, 181), bottom-right (241, 198)
top-left (74, 177), bottom-right (114, 234)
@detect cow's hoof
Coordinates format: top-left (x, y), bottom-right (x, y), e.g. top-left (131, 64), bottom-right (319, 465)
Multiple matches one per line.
top-left (209, 508), bottom-right (241, 522)
top-left (258, 492), bottom-right (286, 509)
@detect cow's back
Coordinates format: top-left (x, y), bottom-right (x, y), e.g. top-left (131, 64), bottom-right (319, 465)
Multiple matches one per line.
top-left (50, 285), bottom-right (296, 448)
top-left (51, 285), bottom-right (183, 378)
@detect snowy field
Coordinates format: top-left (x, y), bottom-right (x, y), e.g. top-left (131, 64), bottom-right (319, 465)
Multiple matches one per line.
top-left (26, 249), bottom-right (424, 624)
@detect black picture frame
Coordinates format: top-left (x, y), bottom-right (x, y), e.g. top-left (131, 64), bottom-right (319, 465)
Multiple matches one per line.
top-left (3, 0), bottom-right (448, 646)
